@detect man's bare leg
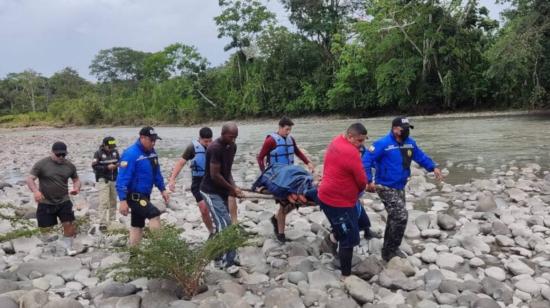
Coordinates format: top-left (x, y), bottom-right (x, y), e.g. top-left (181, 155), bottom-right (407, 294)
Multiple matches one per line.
top-left (61, 221), bottom-right (76, 254)
top-left (148, 216), bottom-right (161, 230)
top-left (276, 206), bottom-right (285, 234)
top-left (129, 227), bottom-right (144, 246)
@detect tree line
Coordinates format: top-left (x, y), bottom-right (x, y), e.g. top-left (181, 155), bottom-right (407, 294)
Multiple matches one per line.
top-left (0, 0), bottom-right (548, 126)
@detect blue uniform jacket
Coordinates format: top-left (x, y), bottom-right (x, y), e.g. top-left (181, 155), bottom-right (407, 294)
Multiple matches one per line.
top-left (116, 139), bottom-right (165, 201)
top-left (362, 131), bottom-right (436, 190)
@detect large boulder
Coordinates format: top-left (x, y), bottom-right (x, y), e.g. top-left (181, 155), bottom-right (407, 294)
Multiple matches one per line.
top-left (344, 275), bottom-right (374, 304)
top-left (264, 288), bottom-right (304, 308)
top-left (16, 257), bottom-right (82, 277)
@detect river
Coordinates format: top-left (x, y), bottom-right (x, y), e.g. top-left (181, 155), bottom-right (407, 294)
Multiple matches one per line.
top-left (1, 113), bottom-right (549, 186)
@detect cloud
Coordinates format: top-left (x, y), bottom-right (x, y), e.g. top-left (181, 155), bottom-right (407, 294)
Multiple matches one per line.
top-left (0, 0), bottom-right (505, 80)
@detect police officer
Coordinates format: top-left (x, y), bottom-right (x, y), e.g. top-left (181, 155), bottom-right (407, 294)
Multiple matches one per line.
top-left (116, 127), bottom-right (169, 246)
top-left (167, 127), bottom-right (215, 237)
top-left (256, 116), bottom-right (314, 242)
top-left (92, 136), bottom-right (120, 231)
top-left (363, 117), bottom-right (443, 261)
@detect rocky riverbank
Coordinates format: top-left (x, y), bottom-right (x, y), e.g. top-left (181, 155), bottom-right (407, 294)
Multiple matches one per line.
top-left (1, 132), bottom-right (550, 307)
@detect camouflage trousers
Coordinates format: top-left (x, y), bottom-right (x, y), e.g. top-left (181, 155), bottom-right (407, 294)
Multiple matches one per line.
top-left (377, 186), bottom-right (408, 255)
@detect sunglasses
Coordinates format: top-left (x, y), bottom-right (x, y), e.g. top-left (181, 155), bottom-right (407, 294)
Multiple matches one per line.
top-left (55, 153), bottom-right (67, 158)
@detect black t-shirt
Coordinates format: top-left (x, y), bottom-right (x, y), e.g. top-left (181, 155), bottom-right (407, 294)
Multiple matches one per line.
top-left (181, 143), bottom-right (196, 160)
top-left (200, 138), bottom-right (236, 198)
top-left (30, 157), bottom-right (78, 205)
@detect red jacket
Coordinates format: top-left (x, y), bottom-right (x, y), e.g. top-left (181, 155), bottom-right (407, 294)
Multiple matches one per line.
top-left (318, 135), bottom-right (367, 207)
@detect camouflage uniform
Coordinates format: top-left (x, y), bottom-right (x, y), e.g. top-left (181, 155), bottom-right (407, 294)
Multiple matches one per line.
top-left (377, 186), bottom-right (407, 259)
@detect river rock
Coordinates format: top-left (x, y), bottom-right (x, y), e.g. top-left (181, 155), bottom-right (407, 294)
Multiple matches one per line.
top-left (492, 220), bottom-right (510, 235)
top-left (43, 298), bottom-right (83, 308)
top-left (476, 194), bottom-right (497, 212)
top-left (378, 269), bottom-right (417, 291)
top-left (0, 279), bottom-right (19, 294)
top-left (352, 255), bottom-right (383, 280)
top-left (386, 257), bottom-right (416, 277)
top-left (102, 282), bottom-right (139, 298)
top-left (421, 247), bottom-right (437, 263)
top-left (308, 269), bottom-right (340, 290)
top-left (405, 222), bottom-right (421, 238)
top-left (469, 257), bottom-right (485, 267)
top-left (17, 257), bottom-right (82, 277)
top-left (0, 297), bottom-right (18, 308)
top-left (287, 271), bottom-right (307, 285)
top-left (264, 288), bottom-right (304, 308)
top-left (169, 300), bottom-right (197, 308)
top-left (424, 269), bottom-right (444, 292)
top-left (508, 188), bottom-right (528, 202)
top-left (31, 278), bottom-right (50, 291)
top-left (219, 280), bottom-right (245, 297)
top-left (436, 252), bottom-right (464, 269)
top-left (141, 291), bottom-right (178, 308)
top-left (344, 275), bottom-right (374, 304)
top-left (237, 247), bottom-right (269, 274)
top-left (485, 267), bottom-right (506, 281)
top-left (515, 278), bottom-right (541, 295)
top-left (495, 235), bottom-right (514, 246)
top-left (481, 277), bottom-right (513, 305)
top-left (241, 272), bottom-right (269, 285)
top-left (11, 237), bottom-right (42, 254)
top-left (459, 235), bottom-right (490, 255)
top-left (326, 297), bottom-right (359, 308)
top-left (415, 214), bottom-right (432, 231)
top-left (437, 214), bottom-right (457, 230)
top-left (115, 295), bottom-right (141, 308)
top-left (505, 258), bottom-right (534, 275)
top-left (472, 298), bottom-right (500, 308)
top-left (421, 229), bottom-right (442, 238)
top-left (19, 289), bottom-right (49, 308)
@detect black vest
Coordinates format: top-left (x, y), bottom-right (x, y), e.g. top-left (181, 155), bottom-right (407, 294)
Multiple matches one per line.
top-left (92, 147), bottom-right (120, 182)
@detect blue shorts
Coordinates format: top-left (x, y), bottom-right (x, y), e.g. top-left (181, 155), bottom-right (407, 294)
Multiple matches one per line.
top-left (319, 200), bottom-right (360, 249)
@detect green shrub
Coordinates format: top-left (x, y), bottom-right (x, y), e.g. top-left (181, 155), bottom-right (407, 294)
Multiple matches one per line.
top-left (106, 224), bottom-right (250, 298)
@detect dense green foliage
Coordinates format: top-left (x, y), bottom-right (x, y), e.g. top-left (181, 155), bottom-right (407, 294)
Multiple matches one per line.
top-left (0, 0), bottom-right (548, 126)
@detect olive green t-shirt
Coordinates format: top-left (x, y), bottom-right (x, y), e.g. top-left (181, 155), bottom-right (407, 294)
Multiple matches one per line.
top-left (30, 157), bottom-right (78, 205)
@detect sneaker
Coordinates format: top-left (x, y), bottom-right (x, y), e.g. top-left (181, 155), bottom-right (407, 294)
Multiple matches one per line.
top-left (66, 248), bottom-right (78, 256)
top-left (319, 234), bottom-right (338, 256)
top-left (226, 265), bottom-right (240, 275)
top-left (276, 233), bottom-right (289, 243)
top-left (270, 215), bottom-right (278, 235)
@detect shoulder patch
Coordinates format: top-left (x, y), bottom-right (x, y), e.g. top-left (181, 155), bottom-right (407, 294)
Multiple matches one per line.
top-left (368, 145), bottom-right (375, 152)
top-left (120, 161), bottom-right (128, 168)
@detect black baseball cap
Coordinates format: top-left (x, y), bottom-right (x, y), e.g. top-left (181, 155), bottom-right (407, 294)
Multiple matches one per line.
top-left (103, 136), bottom-right (117, 147)
top-left (392, 117), bottom-right (414, 129)
top-left (52, 141), bottom-right (67, 154)
top-left (139, 126), bottom-right (162, 140)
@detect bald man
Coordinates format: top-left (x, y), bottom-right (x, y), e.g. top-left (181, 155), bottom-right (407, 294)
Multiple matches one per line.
top-left (200, 122), bottom-right (244, 268)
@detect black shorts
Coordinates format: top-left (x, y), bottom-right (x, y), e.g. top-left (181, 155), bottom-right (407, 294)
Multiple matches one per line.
top-left (128, 199), bottom-right (161, 228)
top-left (36, 200), bottom-right (75, 228)
top-left (191, 176), bottom-right (204, 203)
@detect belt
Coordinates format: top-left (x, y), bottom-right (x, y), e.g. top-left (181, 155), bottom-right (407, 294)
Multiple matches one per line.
top-left (129, 193), bottom-right (150, 202)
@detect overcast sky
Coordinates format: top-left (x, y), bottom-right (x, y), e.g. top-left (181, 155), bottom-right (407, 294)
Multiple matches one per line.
top-left (0, 0), bottom-right (508, 80)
